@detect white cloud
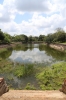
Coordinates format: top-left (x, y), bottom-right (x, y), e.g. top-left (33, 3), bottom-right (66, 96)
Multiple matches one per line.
top-left (0, 0), bottom-right (66, 36)
top-left (9, 49), bottom-right (53, 63)
top-left (15, 0), bottom-right (51, 12)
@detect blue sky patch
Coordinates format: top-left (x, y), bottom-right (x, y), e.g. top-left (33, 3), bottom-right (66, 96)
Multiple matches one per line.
top-left (14, 13), bottom-right (32, 24)
top-left (0, 0), bottom-right (4, 4)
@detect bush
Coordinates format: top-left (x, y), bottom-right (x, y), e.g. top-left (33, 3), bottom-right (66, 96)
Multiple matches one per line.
top-left (14, 64), bottom-right (34, 78)
top-left (25, 83), bottom-right (36, 90)
top-left (36, 62), bottom-right (66, 90)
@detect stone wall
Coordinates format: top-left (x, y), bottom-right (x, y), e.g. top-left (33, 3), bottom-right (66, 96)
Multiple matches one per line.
top-left (60, 79), bottom-right (66, 94)
top-left (0, 78), bottom-right (9, 96)
top-left (49, 44), bottom-right (66, 52)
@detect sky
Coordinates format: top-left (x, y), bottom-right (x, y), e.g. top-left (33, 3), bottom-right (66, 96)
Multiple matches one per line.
top-left (0, 0), bottom-right (66, 36)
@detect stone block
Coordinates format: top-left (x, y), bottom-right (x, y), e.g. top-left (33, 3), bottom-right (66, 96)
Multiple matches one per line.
top-left (0, 78), bottom-right (9, 96)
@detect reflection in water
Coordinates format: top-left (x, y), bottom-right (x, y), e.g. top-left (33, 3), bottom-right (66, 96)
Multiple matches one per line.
top-left (0, 47), bottom-right (13, 59)
top-left (39, 45), bottom-right (66, 61)
top-left (0, 44), bottom-right (66, 89)
top-left (9, 48), bottom-right (54, 64)
top-left (0, 44), bottom-right (66, 64)
top-left (8, 44), bottom-right (66, 64)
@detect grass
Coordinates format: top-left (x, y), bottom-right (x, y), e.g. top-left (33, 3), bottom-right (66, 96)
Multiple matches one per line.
top-left (0, 60), bottom-right (35, 78)
top-left (14, 64), bottom-right (34, 78)
top-left (0, 60), bottom-right (36, 89)
top-left (24, 83), bottom-right (36, 90)
top-left (36, 62), bottom-right (66, 90)
top-left (0, 58), bottom-right (66, 90)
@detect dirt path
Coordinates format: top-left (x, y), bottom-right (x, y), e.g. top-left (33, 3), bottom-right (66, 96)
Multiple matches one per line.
top-left (0, 90), bottom-right (66, 100)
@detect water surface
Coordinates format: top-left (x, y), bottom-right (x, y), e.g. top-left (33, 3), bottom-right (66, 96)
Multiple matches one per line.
top-left (0, 44), bottom-right (66, 89)
top-left (8, 44), bottom-right (66, 65)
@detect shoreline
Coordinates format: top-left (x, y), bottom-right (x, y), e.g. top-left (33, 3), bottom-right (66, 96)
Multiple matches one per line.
top-left (49, 43), bottom-right (66, 52)
top-left (0, 42), bottom-right (66, 52)
top-left (0, 42), bottom-right (22, 48)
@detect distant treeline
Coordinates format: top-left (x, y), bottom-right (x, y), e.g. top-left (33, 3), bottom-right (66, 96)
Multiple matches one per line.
top-left (0, 28), bottom-right (66, 44)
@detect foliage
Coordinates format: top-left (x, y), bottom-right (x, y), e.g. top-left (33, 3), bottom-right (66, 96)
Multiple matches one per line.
top-left (0, 47), bottom-right (12, 59)
top-left (3, 33), bottom-right (11, 44)
top-left (36, 62), bottom-right (66, 90)
top-left (28, 36), bottom-right (33, 43)
top-left (0, 55), bottom-right (66, 90)
top-left (45, 34), bottom-right (54, 44)
top-left (13, 34), bottom-right (28, 43)
top-left (0, 29), bottom-right (5, 43)
top-left (38, 35), bottom-right (45, 41)
top-left (24, 83), bottom-right (36, 90)
top-left (55, 29), bottom-right (66, 42)
top-left (0, 58), bottom-right (34, 78)
top-left (21, 34), bottom-right (28, 43)
top-left (0, 27), bottom-right (66, 44)
top-left (32, 36), bottom-right (39, 42)
top-left (13, 64), bottom-right (34, 78)
top-left (45, 28), bottom-right (66, 44)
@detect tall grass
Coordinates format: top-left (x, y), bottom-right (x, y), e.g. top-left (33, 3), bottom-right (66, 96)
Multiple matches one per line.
top-left (0, 59), bottom-right (66, 90)
top-left (14, 64), bottom-right (34, 78)
top-left (36, 62), bottom-right (66, 90)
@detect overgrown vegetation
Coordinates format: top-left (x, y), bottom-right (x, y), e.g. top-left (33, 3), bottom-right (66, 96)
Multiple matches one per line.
top-left (0, 59), bottom-right (34, 78)
top-left (14, 64), bottom-right (34, 78)
top-left (0, 41), bottom-right (66, 90)
top-left (36, 62), bottom-right (66, 90)
top-left (0, 57), bottom-right (66, 90)
top-left (24, 83), bottom-right (36, 90)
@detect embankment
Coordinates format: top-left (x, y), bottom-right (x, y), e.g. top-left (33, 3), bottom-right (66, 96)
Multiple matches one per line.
top-left (0, 42), bottom-right (22, 48)
top-left (49, 43), bottom-right (66, 52)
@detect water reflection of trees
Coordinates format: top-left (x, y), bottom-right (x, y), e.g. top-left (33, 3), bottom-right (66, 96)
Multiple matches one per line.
top-left (13, 44), bottom-right (28, 51)
top-left (1, 44), bottom-right (66, 61)
top-left (39, 44), bottom-right (66, 61)
top-left (0, 47), bottom-right (13, 59)
top-left (13, 44), bottom-right (36, 51)
top-left (13, 44), bottom-right (66, 61)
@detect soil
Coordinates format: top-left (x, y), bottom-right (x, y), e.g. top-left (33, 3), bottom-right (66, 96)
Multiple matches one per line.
top-left (0, 90), bottom-right (66, 100)
top-left (0, 42), bottom-right (22, 48)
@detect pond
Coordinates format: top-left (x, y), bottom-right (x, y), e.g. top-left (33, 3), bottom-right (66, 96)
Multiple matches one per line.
top-left (0, 44), bottom-right (66, 89)
top-left (9, 44), bottom-right (55, 65)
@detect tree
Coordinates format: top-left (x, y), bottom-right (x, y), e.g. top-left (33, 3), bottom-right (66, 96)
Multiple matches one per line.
top-left (0, 29), bottom-right (4, 41)
top-left (54, 28), bottom-right (66, 42)
top-left (28, 36), bottom-right (33, 43)
top-left (45, 28), bottom-right (66, 44)
top-left (38, 35), bottom-right (45, 41)
top-left (45, 34), bottom-right (54, 44)
top-left (21, 34), bottom-right (28, 43)
top-left (3, 33), bottom-right (11, 44)
top-left (33, 36), bottom-right (39, 42)
top-left (13, 34), bottom-right (28, 43)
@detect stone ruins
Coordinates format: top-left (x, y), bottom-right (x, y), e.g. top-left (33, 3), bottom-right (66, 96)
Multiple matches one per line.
top-left (0, 78), bottom-right (9, 96)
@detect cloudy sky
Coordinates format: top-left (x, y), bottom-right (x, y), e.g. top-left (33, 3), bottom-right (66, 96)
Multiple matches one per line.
top-left (0, 0), bottom-right (66, 36)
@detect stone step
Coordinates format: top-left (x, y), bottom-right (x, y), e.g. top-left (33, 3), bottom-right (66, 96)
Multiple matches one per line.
top-left (1, 90), bottom-right (66, 100)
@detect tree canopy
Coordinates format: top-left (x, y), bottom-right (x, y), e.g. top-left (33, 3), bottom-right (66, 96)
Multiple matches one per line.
top-left (0, 29), bottom-right (4, 41)
top-left (0, 28), bottom-right (66, 44)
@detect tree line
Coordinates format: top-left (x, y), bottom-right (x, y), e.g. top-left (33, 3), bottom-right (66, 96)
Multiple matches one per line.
top-left (0, 28), bottom-right (66, 44)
